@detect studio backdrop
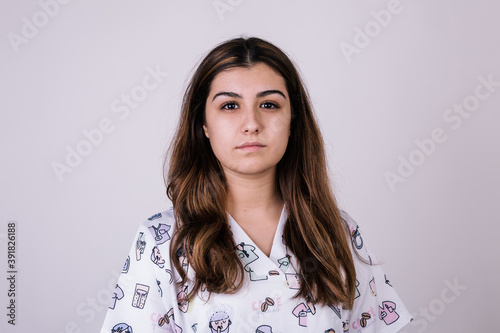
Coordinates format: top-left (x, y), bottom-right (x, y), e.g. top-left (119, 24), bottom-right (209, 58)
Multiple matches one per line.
top-left (1, 0), bottom-right (498, 332)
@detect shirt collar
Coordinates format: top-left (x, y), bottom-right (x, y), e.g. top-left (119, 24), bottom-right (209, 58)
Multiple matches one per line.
top-left (227, 204), bottom-right (290, 276)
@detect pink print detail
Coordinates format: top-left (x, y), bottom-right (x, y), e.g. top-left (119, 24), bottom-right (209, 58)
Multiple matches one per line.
top-left (292, 297), bottom-right (316, 328)
top-left (292, 303), bottom-right (308, 327)
top-left (379, 300), bottom-right (399, 325)
top-left (285, 273), bottom-right (300, 289)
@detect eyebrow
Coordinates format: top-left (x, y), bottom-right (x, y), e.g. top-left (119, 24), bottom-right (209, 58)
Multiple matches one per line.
top-left (211, 89), bottom-right (287, 102)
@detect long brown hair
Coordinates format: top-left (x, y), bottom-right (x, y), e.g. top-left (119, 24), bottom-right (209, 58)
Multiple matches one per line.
top-left (165, 36), bottom-right (357, 308)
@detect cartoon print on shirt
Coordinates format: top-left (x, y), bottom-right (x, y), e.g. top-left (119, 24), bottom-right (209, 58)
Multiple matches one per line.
top-left (122, 256), bottom-right (130, 273)
top-left (131, 283), bottom-right (149, 309)
top-left (151, 246), bottom-right (165, 268)
top-left (178, 285), bottom-right (190, 313)
top-left (256, 324), bottom-right (273, 333)
top-left (342, 320), bottom-right (349, 332)
top-left (157, 313), bottom-right (169, 327)
top-left (109, 284), bottom-right (124, 310)
top-left (379, 300), bottom-right (400, 325)
top-left (235, 242), bottom-right (268, 281)
top-left (136, 232), bottom-right (146, 261)
top-left (268, 270), bottom-right (280, 276)
top-left (360, 312), bottom-right (372, 328)
top-left (369, 277), bottom-right (377, 296)
top-left (328, 304), bottom-right (341, 319)
top-left (355, 279), bottom-right (361, 298)
top-left (351, 225), bottom-right (363, 250)
top-left (176, 246), bottom-right (189, 271)
top-left (277, 255), bottom-right (290, 273)
top-left (158, 307), bottom-right (182, 333)
top-left (305, 293), bottom-right (316, 313)
top-left (165, 269), bottom-right (174, 284)
top-left (102, 208), bottom-right (412, 333)
top-left (209, 311), bottom-right (232, 333)
top-left (260, 297), bottom-right (275, 312)
top-left (148, 212), bottom-right (162, 221)
top-left (157, 279), bottom-right (163, 297)
top-left (291, 297), bottom-right (316, 327)
top-left (285, 273), bottom-right (300, 290)
top-left (291, 293), bottom-right (316, 327)
top-left (111, 322), bottom-right (133, 333)
top-left (148, 223), bottom-right (171, 245)
top-left (385, 274), bottom-right (393, 287)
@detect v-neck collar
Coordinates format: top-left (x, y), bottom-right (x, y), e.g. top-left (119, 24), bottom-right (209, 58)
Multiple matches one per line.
top-left (227, 204), bottom-right (290, 276)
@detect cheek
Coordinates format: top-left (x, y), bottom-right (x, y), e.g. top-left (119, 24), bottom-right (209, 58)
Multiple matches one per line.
top-left (269, 117), bottom-right (291, 154)
top-left (268, 114), bottom-right (290, 135)
top-left (207, 112), bottom-right (235, 133)
top-left (207, 129), bottom-right (232, 160)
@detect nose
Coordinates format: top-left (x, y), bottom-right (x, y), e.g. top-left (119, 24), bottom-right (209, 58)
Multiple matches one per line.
top-left (241, 105), bottom-right (262, 134)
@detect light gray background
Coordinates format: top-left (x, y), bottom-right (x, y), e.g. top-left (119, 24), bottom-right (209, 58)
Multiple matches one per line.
top-left (1, 0), bottom-right (499, 332)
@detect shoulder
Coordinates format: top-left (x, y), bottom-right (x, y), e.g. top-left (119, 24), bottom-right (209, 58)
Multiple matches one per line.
top-left (133, 207), bottom-right (178, 266)
top-left (338, 208), bottom-right (358, 231)
top-left (142, 206), bottom-right (176, 227)
top-left (338, 208), bottom-right (372, 264)
top-left (137, 206), bottom-right (177, 244)
top-left (339, 210), bottom-right (414, 331)
top-left (338, 208), bottom-right (363, 242)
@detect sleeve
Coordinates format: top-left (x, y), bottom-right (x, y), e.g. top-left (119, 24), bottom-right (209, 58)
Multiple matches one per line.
top-left (100, 222), bottom-right (170, 333)
top-left (340, 210), bottom-right (413, 333)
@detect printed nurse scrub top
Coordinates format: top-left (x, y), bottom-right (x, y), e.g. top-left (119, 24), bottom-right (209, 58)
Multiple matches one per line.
top-left (100, 206), bottom-right (412, 333)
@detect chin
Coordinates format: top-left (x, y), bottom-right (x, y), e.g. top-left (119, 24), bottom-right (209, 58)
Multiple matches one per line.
top-left (222, 159), bottom-right (278, 176)
top-left (238, 165), bottom-right (275, 175)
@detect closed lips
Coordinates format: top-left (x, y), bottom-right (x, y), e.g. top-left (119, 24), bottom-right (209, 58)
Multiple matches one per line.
top-left (237, 142), bottom-right (265, 148)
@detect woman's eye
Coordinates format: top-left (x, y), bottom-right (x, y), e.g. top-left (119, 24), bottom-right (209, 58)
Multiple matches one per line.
top-left (221, 102), bottom-right (238, 110)
top-left (261, 101), bottom-right (279, 109)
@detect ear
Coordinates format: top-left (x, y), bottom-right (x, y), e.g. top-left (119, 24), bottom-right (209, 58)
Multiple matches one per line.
top-left (203, 124), bottom-right (209, 138)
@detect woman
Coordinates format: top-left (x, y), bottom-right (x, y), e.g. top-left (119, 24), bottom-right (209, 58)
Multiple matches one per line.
top-left (100, 36), bottom-right (412, 332)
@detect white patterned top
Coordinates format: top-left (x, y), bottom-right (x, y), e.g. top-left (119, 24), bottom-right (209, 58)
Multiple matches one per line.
top-left (100, 205), bottom-right (412, 333)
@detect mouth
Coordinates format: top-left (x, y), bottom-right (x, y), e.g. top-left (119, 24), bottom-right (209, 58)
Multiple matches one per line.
top-left (236, 141), bottom-right (265, 152)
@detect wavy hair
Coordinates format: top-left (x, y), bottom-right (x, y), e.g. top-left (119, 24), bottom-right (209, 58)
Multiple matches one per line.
top-left (165, 36), bottom-right (357, 308)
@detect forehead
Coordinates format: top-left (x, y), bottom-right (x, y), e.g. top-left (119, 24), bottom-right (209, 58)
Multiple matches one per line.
top-left (209, 63), bottom-right (287, 94)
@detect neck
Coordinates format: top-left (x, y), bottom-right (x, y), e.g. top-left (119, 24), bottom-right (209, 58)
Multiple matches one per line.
top-left (224, 166), bottom-right (282, 215)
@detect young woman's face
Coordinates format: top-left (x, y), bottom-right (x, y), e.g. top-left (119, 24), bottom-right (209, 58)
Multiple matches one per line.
top-left (204, 62), bottom-right (291, 177)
